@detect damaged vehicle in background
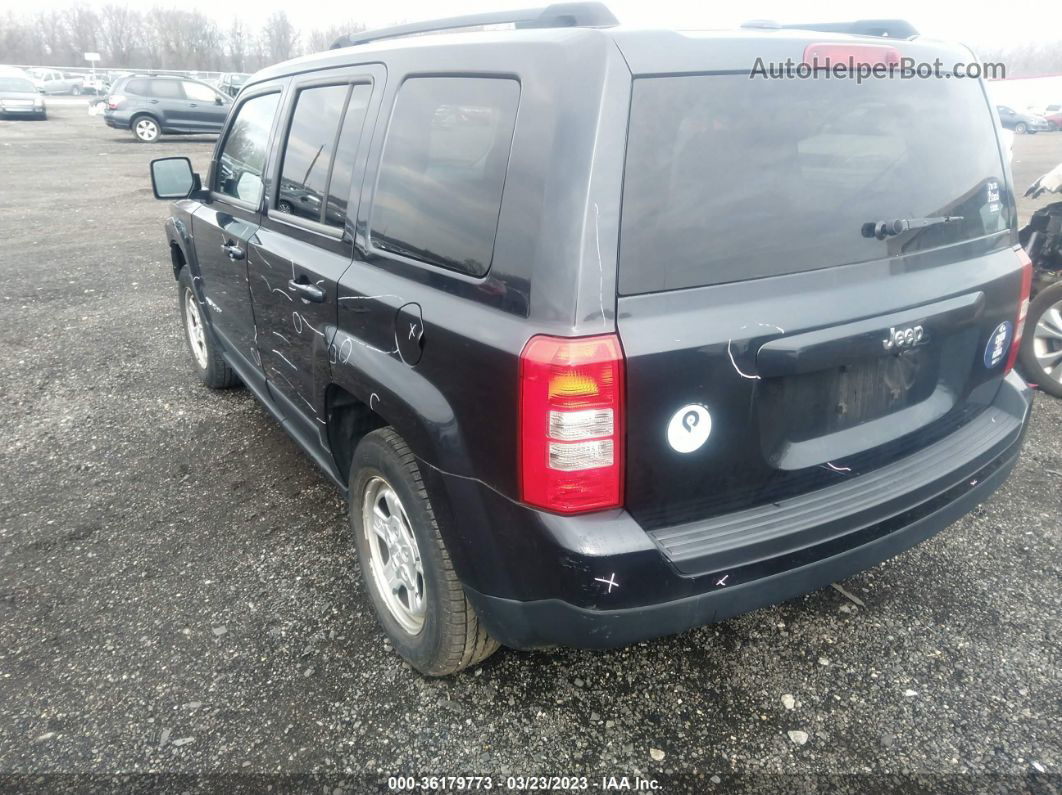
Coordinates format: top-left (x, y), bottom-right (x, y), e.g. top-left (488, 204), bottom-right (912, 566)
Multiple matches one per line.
top-left (147, 4), bottom-right (1033, 675)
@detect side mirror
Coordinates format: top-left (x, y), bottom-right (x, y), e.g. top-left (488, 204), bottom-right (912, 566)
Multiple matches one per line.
top-left (150, 156), bottom-right (200, 200)
top-left (215, 95), bottom-right (224, 105)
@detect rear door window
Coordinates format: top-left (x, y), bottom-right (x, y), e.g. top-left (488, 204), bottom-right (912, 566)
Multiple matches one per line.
top-left (370, 77), bottom-right (520, 276)
top-left (276, 83), bottom-right (353, 226)
top-left (149, 79), bottom-right (184, 99)
top-left (214, 92), bottom-right (281, 206)
top-left (324, 84), bottom-right (372, 227)
top-left (619, 73), bottom-right (1011, 294)
top-left (183, 81), bottom-right (220, 102)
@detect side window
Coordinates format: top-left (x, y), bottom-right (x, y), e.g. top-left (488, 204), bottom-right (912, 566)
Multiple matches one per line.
top-left (150, 80), bottom-right (184, 99)
top-left (125, 79), bottom-right (149, 96)
top-left (276, 84), bottom-right (349, 224)
top-left (324, 84), bottom-right (372, 227)
top-left (215, 92), bottom-right (281, 206)
top-left (370, 77), bottom-right (520, 276)
top-left (183, 81), bottom-right (219, 103)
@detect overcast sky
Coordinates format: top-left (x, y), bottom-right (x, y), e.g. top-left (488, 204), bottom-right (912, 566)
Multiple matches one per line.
top-left (29, 0), bottom-right (1062, 49)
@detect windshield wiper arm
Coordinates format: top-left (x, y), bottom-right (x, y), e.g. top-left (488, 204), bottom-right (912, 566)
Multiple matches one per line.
top-left (861, 216), bottom-right (964, 240)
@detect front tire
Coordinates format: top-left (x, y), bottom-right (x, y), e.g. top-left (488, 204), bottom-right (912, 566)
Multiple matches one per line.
top-left (349, 428), bottom-right (499, 676)
top-left (176, 268), bottom-right (238, 389)
top-left (1015, 122), bottom-right (1028, 135)
top-left (132, 115), bottom-right (160, 142)
top-left (1019, 280), bottom-right (1062, 398)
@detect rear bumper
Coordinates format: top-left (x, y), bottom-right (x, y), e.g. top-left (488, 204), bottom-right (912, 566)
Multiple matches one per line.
top-left (445, 373), bottom-right (1031, 650)
top-left (102, 111), bottom-right (129, 129)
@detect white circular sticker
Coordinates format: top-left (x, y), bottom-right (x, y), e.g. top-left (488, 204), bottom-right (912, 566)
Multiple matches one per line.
top-left (667, 404), bottom-right (712, 453)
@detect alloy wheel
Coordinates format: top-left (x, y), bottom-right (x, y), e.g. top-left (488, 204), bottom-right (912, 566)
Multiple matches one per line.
top-left (1032, 298), bottom-right (1062, 387)
top-left (361, 476), bottom-right (426, 635)
top-left (183, 288), bottom-right (208, 370)
top-left (135, 118), bottom-right (159, 142)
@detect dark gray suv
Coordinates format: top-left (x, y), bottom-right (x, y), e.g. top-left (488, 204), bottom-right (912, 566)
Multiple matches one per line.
top-left (103, 75), bottom-right (232, 142)
top-left (147, 3), bottom-right (1032, 675)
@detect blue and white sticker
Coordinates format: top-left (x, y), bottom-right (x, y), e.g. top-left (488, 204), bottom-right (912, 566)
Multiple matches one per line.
top-left (984, 321), bottom-right (1013, 369)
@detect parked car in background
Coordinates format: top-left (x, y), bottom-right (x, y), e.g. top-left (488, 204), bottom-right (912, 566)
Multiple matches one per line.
top-left (103, 74), bottom-right (232, 142)
top-left (27, 67), bottom-right (83, 95)
top-left (148, 6), bottom-right (1032, 675)
top-left (0, 73), bottom-right (47, 119)
top-left (996, 105), bottom-right (1050, 134)
top-left (216, 72), bottom-right (250, 97)
top-left (1044, 109), bottom-right (1062, 132)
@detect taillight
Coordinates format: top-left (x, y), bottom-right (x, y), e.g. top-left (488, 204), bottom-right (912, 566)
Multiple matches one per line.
top-left (519, 334), bottom-right (624, 514)
top-left (107, 94), bottom-right (124, 109)
top-left (1004, 247), bottom-right (1034, 374)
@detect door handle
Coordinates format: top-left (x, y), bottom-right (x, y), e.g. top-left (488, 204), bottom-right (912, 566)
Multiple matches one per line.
top-left (149, 99), bottom-right (159, 104)
top-left (288, 279), bottom-right (325, 303)
top-left (221, 243), bottom-right (245, 260)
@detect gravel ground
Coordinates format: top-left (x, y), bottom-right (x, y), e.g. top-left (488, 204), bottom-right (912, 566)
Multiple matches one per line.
top-left (1, 105), bottom-right (1060, 792)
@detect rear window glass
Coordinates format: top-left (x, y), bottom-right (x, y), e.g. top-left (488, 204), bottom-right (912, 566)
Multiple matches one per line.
top-left (370, 77), bottom-right (520, 277)
top-left (619, 74), bottom-right (1011, 294)
top-left (0, 78), bottom-right (34, 92)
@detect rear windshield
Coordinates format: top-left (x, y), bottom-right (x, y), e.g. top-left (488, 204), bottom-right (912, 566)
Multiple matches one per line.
top-left (0, 78), bottom-right (34, 92)
top-left (619, 73), bottom-right (1011, 294)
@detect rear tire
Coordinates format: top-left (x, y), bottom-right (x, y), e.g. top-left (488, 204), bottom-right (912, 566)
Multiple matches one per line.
top-left (349, 428), bottom-right (499, 676)
top-left (132, 114), bottom-right (160, 142)
top-left (176, 267), bottom-right (238, 389)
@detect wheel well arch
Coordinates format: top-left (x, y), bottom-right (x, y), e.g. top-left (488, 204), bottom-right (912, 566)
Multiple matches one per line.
top-left (130, 111), bottom-right (160, 129)
top-left (169, 241), bottom-right (186, 280)
top-left (326, 384), bottom-right (387, 484)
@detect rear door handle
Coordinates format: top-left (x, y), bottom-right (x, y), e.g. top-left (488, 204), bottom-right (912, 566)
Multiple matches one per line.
top-left (288, 279), bottom-right (325, 303)
top-left (221, 243), bottom-right (245, 260)
top-left (148, 99), bottom-right (159, 104)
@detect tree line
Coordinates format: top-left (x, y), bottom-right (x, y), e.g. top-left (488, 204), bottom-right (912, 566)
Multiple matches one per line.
top-left (0, 5), bottom-right (367, 73)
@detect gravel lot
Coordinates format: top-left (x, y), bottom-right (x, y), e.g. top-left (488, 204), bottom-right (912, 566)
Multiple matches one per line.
top-left (1, 105), bottom-right (1060, 792)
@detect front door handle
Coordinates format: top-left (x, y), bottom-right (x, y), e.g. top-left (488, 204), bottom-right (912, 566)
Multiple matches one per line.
top-left (288, 279), bottom-right (325, 303)
top-left (221, 243), bottom-right (245, 260)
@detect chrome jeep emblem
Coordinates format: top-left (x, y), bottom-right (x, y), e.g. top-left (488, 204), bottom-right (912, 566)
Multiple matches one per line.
top-left (882, 324), bottom-right (925, 352)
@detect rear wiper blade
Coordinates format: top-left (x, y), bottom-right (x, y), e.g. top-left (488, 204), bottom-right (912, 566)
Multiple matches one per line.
top-left (861, 216), bottom-right (964, 240)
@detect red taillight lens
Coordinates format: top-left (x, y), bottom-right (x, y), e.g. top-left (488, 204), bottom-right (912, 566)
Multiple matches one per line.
top-left (519, 334), bottom-right (624, 514)
top-left (106, 94), bottom-right (124, 109)
top-left (1005, 247), bottom-right (1034, 374)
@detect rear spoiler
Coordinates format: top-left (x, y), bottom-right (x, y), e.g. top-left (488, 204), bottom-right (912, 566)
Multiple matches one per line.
top-left (780, 20), bottom-right (919, 39)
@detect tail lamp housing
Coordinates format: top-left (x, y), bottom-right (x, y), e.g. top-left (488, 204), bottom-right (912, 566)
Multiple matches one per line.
top-left (1004, 246), bottom-right (1034, 374)
top-left (519, 334), bottom-right (624, 514)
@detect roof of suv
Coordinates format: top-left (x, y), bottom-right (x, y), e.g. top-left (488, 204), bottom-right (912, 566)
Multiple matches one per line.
top-left (248, 5), bottom-right (974, 86)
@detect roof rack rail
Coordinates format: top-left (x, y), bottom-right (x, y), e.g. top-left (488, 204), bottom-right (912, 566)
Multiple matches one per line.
top-left (330, 2), bottom-right (619, 49)
top-left (780, 19), bottom-right (919, 38)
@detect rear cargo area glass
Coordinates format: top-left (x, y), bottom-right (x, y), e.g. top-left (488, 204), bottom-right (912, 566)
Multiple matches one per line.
top-left (619, 73), bottom-right (1010, 294)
